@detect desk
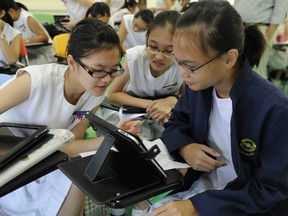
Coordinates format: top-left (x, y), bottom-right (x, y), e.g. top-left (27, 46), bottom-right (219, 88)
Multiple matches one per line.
top-left (0, 65), bottom-right (20, 75)
top-left (273, 40), bottom-right (288, 50)
top-left (26, 42), bottom-right (52, 48)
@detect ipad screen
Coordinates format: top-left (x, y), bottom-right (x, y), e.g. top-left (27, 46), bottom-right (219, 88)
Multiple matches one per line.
top-left (0, 125), bottom-right (39, 157)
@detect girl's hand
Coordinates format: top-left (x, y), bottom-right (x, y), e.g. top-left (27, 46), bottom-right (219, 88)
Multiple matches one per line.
top-left (179, 143), bottom-right (226, 172)
top-left (146, 99), bottom-right (173, 124)
top-left (117, 118), bottom-right (141, 135)
top-left (151, 200), bottom-right (198, 216)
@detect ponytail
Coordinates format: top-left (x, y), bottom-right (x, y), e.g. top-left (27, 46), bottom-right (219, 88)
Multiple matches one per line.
top-left (243, 24), bottom-right (266, 67)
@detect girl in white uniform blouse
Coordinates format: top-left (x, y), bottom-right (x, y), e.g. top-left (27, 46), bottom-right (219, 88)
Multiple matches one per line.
top-left (108, 11), bottom-right (183, 140)
top-left (0, 18), bottom-right (139, 216)
top-left (9, 3), bottom-right (55, 65)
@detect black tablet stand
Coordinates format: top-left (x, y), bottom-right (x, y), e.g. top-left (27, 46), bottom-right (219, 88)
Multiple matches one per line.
top-left (58, 134), bottom-right (183, 208)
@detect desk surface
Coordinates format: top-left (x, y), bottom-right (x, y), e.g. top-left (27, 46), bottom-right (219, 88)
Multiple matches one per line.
top-left (273, 40), bottom-right (288, 47)
top-left (26, 42), bottom-right (52, 48)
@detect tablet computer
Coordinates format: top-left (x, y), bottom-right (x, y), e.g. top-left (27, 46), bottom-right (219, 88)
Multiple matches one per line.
top-left (58, 112), bottom-right (183, 206)
top-left (100, 98), bottom-right (146, 114)
top-left (0, 122), bottom-right (51, 171)
top-left (85, 111), bottom-right (167, 179)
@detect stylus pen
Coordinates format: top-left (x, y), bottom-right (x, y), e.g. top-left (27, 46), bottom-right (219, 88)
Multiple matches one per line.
top-left (145, 199), bottom-right (153, 208)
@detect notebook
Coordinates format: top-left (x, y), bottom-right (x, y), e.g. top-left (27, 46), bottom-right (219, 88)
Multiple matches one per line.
top-left (58, 112), bottom-right (183, 207)
top-left (0, 122), bottom-right (52, 172)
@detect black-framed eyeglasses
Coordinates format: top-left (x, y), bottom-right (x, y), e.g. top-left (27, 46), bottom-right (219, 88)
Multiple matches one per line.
top-left (74, 57), bottom-right (125, 78)
top-left (146, 44), bottom-right (173, 58)
top-left (171, 52), bottom-right (224, 74)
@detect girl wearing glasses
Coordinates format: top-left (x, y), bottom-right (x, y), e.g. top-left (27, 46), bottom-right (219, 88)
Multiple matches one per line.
top-left (0, 19), bottom-right (139, 216)
top-left (107, 10), bottom-right (184, 141)
top-left (150, 1), bottom-right (288, 216)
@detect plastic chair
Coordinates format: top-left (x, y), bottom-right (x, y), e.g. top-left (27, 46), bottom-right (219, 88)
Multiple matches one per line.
top-left (53, 33), bottom-right (70, 63)
top-left (33, 13), bottom-right (55, 25)
top-left (19, 39), bottom-right (29, 66)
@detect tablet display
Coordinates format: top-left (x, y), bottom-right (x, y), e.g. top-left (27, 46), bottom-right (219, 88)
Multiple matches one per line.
top-left (0, 122), bottom-right (50, 171)
top-left (85, 112), bottom-right (167, 179)
top-left (0, 126), bottom-right (39, 156)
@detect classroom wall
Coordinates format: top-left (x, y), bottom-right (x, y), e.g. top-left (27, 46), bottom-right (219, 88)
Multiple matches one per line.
top-left (16, 0), bottom-right (67, 15)
top-left (16, 0), bottom-right (156, 15)
top-left (16, 0), bottom-right (234, 15)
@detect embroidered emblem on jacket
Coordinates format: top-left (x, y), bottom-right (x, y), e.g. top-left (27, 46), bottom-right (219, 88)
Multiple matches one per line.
top-left (239, 138), bottom-right (256, 156)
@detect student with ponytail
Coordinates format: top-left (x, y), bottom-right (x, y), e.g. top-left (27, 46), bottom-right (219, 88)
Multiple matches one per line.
top-left (149, 1), bottom-right (288, 215)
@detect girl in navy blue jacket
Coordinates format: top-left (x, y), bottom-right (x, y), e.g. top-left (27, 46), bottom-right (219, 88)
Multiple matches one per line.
top-left (150, 1), bottom-right (288, 216)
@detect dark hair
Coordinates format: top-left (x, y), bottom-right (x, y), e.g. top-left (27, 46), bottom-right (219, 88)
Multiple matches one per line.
top-left (177, 1), bottom-right (265, 67)
top-left (121, 0), bottom-right (137, 9)
top-left (7, 0), bottom-right (20, 10)
top-left (85, 2), bottom-right (110, 19)
top-left (0, 0), bottom-right (14, 26)
top-left (15, 2), bottom-right (28, 11)
top-left (67, 18), bottom-right (124, 59)
top-left (146, 10), bottom-right (180, 43)
top-left (134, 9), bottom-right (154, 25)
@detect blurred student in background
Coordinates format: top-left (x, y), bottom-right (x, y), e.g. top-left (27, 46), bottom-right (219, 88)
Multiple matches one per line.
top-left (118, 9), bottom-right (154, 51)
top-left (0, 0), bottom-right (21, 68)
top-left (110, 0), bottom-right (139, 30)
top-left (8, 0), bottom-right (56, 65)
top-left (150, 0), bottom-right (173, 14)
top-left (105, 0), bottom-right (125, 15)
top-left (60, 0), bottom-right (96, 30)
top-left (85, 2), bottom-right (111, 24)
top-left (234, 0), bottom-right (288, 79)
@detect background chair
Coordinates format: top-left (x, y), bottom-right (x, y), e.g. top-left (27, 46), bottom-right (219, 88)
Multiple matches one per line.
top-left (19, 39), bottom-right (29, 66)
top-left (53, 33), bottom-right (70, 64)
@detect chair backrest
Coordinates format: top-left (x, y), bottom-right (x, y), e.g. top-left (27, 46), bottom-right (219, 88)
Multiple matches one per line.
top-left (33, 13), bottom-right (55, 25)
top-left (19, 39), bottom-right (29, 66)
top-left (53, 33), bottom-right (70, 63)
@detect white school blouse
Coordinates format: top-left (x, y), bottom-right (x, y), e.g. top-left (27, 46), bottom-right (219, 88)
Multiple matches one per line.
top-left (122, 14), bottom-right (147, 49)
top-left (0, 22), bottom-right (21, 67)
top-left (13, 9), bottom-right (55, 64)
top-left (0, 63), bottom-right (105, 216)
top-left (124, 45), bottom-right (183, 98)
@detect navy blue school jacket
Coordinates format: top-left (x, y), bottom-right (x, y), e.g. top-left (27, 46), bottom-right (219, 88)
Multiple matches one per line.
top-left (163, 60), bottom-right (288, 215)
